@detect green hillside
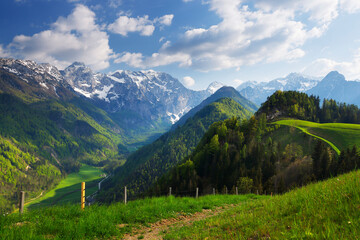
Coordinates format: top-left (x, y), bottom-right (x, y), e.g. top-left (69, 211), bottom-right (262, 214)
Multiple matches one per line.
top-left (165, 170), bottom-right (360, 239)
top-left (274, 119), bottom-right (360, 154)
top-left (152, 91), bottom-right (360, 197)
top-left (99, 98), bottom-right (253, 202)
top-left (0, 93), bottom-right (127, 212)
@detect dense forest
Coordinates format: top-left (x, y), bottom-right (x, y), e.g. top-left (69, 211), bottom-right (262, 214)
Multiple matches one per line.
top-left (98, 98), bottom-right (253, 202)
top-left (258, 90), bottom-right (360, 123)
top-left (151, 91), bottom-right (360, 196)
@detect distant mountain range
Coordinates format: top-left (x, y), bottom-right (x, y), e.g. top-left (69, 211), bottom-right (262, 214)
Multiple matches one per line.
top-left (236, 72), bottom-right (360, 107)
top-left (237, 73), bottom-right (321, 105)
top-left (306, 71), bottom-right (360, 106)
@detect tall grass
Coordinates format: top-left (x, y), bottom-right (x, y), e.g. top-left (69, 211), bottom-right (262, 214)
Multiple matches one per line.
top-left (0, 194), bottom-right (262, 239)
top-left (164, 170), bottom-right (360, 239)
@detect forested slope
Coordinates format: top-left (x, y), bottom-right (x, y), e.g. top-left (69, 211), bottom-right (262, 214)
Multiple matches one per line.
top-left (99, 98), bottom-right (253, 202)
top-left (152, 91), bottom-right (360, 197)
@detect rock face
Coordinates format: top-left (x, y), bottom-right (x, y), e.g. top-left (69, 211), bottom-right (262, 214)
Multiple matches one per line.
top-left (237, 73), bottom-right (320, 105)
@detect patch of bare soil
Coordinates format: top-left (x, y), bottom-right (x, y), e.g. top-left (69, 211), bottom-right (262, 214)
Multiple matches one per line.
top-left (121, 204), bottom-right (235, 240)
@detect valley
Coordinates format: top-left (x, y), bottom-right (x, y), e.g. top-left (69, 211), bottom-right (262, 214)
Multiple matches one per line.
top-left (26, 164), bottom-right (104, 209)
top-left (2, 1), bottom-right (360, 238)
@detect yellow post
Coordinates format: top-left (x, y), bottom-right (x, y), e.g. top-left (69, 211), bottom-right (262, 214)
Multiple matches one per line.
top-left (81, 182), bottom-right (85, 210)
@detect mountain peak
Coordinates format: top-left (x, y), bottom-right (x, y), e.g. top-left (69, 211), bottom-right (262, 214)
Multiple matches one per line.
top-left (322, 71), bottom-right (346, 83)
top-left (69, 62), bottom-right (86, 68)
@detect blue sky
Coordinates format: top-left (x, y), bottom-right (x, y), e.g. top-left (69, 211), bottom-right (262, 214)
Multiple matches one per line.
top-left (1, 0), bottom-right (360, 90)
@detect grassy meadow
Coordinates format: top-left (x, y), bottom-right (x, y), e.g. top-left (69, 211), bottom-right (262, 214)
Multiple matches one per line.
top-left (274, 119), bottom-right (360, 154)
top-left (1, 170), bottom-right (359, 239)
top-left (26, 164), bottom-right (104, 209)
top-left (0, 194), bottom-right (263, 239)
top-left (165, 170), bottom-right (360, 239)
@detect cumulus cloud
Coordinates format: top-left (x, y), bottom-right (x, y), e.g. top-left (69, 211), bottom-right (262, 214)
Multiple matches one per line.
top-left (340, 0), bottom-right (360, 13)
top-left (6, 4), bottom-right (113, 71)
top-left (182, 76), bottom-right (195, 87)
top-left (116, 0), bottom-right (360, 71)
top-left (108, 14), bottom-right (174, 37)
top-left (302, 49), bottom-right (360, 79)
top-left (0, 45), bottom-right (10, 57)
top-left (156, 14), bottom-right (174, 26)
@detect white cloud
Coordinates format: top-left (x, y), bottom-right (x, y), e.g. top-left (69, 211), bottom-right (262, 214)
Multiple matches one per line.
top-left (116, 0), bottom-right (360, 71)
top-left (182, 76), bottom-right (195, 87)
top-left (6, 4), bottom-right (113, 71)
top-left (340, 0), bottom-right (360, 13)
top-left (156, 14), bottom-right (174, 26)
top-left (108, 15), bottom-right (155, 36)
top-left (0, 45), bottom-right (10, 58)
top-left (108, 14), bottom-right (173, 37)
top-left (114, 51), bottom-right (191, 68)
top-left (302, 49), bottom-right (360, 79)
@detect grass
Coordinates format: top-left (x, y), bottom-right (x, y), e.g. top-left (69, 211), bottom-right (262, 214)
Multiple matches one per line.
top-left (2, 170), bottom-right (359, 239)
top-left (0, 194), bottom-right (263, 239)
top-left (26, 164), bottom-right (104, 209)
top-left (273, 119), bottom-right (360, 154)
top-left (164, 170), bottom-right (360, 239)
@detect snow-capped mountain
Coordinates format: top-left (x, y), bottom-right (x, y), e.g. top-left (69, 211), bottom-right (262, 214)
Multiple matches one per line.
top-left (61, 62), bottom-right (208, 126)
top-left (0, 58), bottom-right (72, 99)
top-left (307, 71), bottom-right (360, 107)
top-left (206, 81), bottom-right (225, 94)
top-left (237, 73), bottom-right (321, 105)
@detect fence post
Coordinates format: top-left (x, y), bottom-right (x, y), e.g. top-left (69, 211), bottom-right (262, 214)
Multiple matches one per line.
top-left (236, 187), bottom-right (238, 195)
top-left (213, 188), bottom-right (215, 195)
top-left (81, 182), bottom-right (85, 210)
top-left (264, 190), bottom-right (266, 195)
top-left (19, 191), bottom-right (25, 214)
top-left (271, 192), bottom-right (273, 197)
top-left (169, 187), bottom-right (172, 197)
top-left (256, 190), bottom-right (259, 195)
top-left (124, 186), bottom-right (127, 205)
top-left (196, 187), bottom-right (199, 199)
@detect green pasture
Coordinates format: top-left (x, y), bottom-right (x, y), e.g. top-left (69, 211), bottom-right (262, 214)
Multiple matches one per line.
top-left (26, 164), bottom-right (104, 209)
top-left (273, 119), bottom-right (360, 154)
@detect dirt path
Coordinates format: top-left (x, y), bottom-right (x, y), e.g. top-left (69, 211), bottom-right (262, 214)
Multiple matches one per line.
top-left (122, 204), bottom-right (235, 240)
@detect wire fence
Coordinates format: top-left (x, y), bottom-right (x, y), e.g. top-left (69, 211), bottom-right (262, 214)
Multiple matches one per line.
top-left (1, 180), bottom-right (271, 215)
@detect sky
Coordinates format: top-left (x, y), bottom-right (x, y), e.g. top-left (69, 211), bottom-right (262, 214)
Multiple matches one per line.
top-left (1, 0), bottom-right (360, 90)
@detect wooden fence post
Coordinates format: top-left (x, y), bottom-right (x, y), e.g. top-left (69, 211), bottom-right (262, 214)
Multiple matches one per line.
top-left (19, 191), bottom-right (25, 214)
top-left (124, 186), bottom-right (127, 205)
top-left (236, 187), bottom-right (238, 195)
top-left (256, 190), bottom-right (259, 195)
top-left (169, 187), bottom-right (172, 197)
top-left (264, 190), bottom-right (266, 195)
top-left (196, 187), bottom-right (199, 199)
top-left (225, 187), bottom-right (228, 195)
top-left (271, 192), bottom-right (273, 197)
top-left (213, 188), bottom-right (215, 195)
top-left (81, 182), bottom-right (85, 210)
